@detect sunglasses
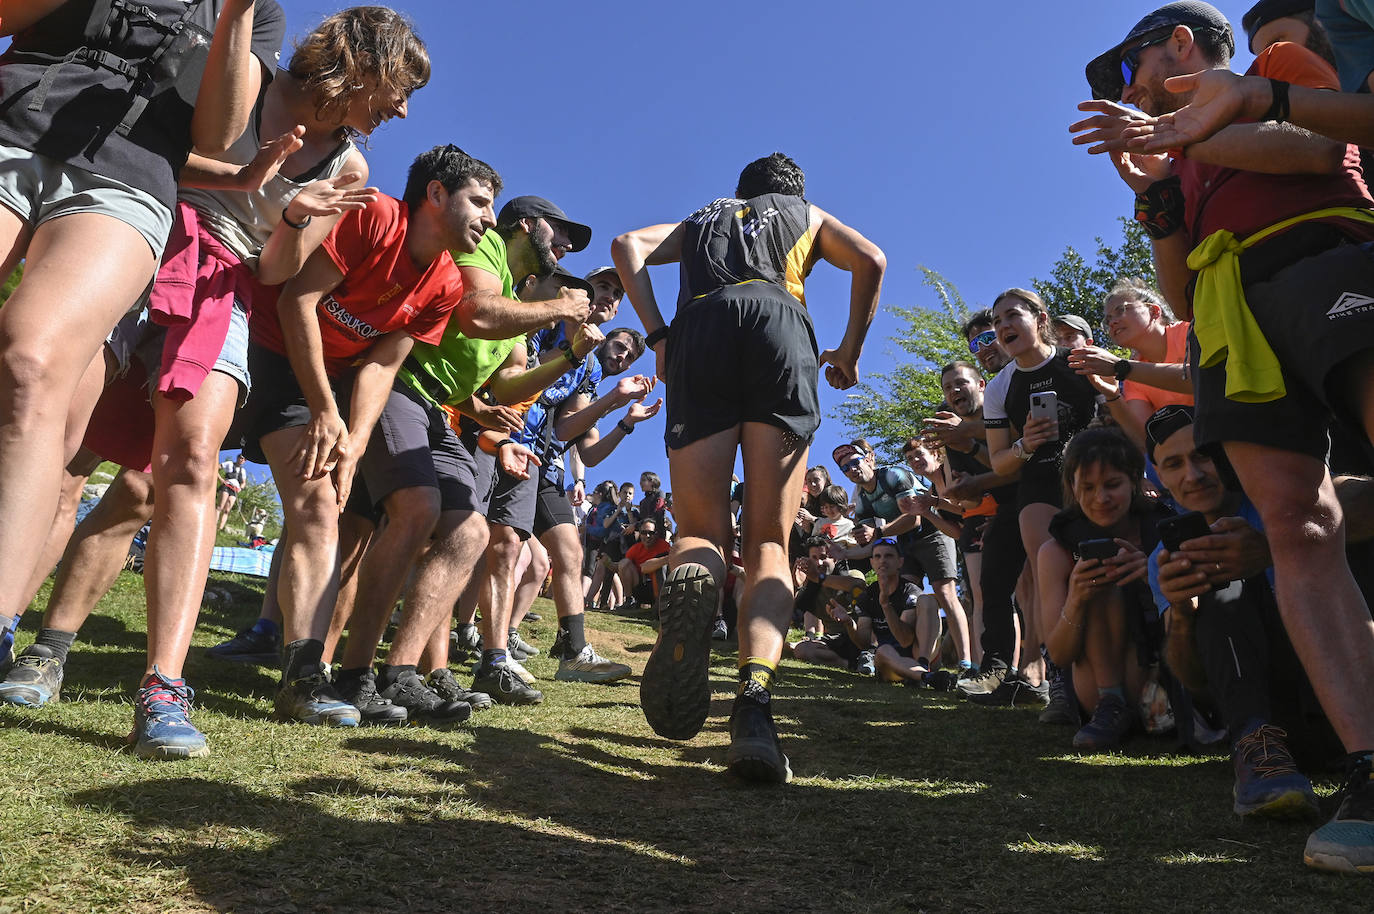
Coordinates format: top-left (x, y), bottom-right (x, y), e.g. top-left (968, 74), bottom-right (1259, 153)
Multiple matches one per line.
top-left (1120, 34), bottom-right (1170, 89)
top-left (840, 457), bottom-right (864, 472)
top-left (967, 330), bottom-right (997, 355)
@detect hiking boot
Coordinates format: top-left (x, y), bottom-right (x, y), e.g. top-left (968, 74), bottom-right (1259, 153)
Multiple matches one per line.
top-left (1072, 693), bottom-right (1133, 751)
top-left (427, 667), bottom-right (492, 711)
top-left (335, 670), bottom-right (408, 727)
top-left (274, 664), bottom-right (360, 727)
top-left (549, 628), bottom-right (570, 661)
top-left (969, 673), bottom-right (1047, 707)
top-left (379, 670), bottom-right (471, 727)
top-left (556, 643), bottom-right (632, 683)
top-left (1304, 751), bottom-right (1374, 873)
top-left (473, 663), bottom-right (544, 706)
top-left (1039, 671), bottom-right (1081, 726)
top-left (450, 624), bottom-right (482, 662)
top-left (726, 688), bottom-right (792, 784)
top-left (956, 663), bottom-right (1007, 698)
top-left (508, 630), bottom-right (539, 661)
top-left (711, 618), bottom-right (729, 641)
top-left (206, 624), bottom-right (280, 665)
top-left (1232, 723), bottom-right (1319, 819)
top-left (129, 667), bottom-right (209, 760)
top-left (640, 563), bottom-right (717, 740)
top-left (0, 644), bottom-right (64, 706)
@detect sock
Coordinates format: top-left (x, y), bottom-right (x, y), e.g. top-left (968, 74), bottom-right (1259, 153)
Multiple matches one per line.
top-left (916, 656), bottom-right (931, 671)
top-left (1098, 685), bottom-right (1126, 703)
top-left (480, 648), bottom-right (508, 671)
top-left (559, 613), bottom-right (587, 655)
top-left (282, 638), bottom-right (324, 681)
top-left (737, 657), bottom-right (777, 701)
top-left (250, 617), bottom-right (279, 637)
top-left (378, 663), bottom-right (415, 689)
top-left (0, 612), bottom-right (16, 637)
top-left (958, 659), bottom-right (973, 671)
top-left (33, 628), bottom-right (78, 665)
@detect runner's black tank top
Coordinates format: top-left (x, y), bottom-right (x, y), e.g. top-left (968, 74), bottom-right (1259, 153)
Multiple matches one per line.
top-left (677, 192), bottom-right (814, 308)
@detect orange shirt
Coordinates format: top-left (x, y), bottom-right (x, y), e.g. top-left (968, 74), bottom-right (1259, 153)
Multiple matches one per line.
top-left (1122, 321), bottom-right (1194, 412)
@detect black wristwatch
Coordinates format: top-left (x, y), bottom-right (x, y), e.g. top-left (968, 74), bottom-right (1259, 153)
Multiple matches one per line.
top-left (1112, 359), bottom-right (1133, 381)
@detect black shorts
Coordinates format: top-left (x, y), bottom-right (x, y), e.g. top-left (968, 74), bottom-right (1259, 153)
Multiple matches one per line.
top-left (875, 636), bottom-right (915, 660)
top-left (533, 476), bottom-right (575, 537)
top-left (900, 528), bottom-right (959, 583)
top-left (959, 514), bottom-right (992, 555)
top-left (487, 471), bottom-right (536, 539)
top-left (1016, 465), bottom-right (1063, 511)
top-left (820, 632), bottom-right (861, 663)
top-left (234, 342), bottom-right (346, 465)
top-left (358, 380), bottom-right (488, 515)
top-left (664, 284), bottom-right (819, 450)
top-left (1193, 240), bottom-right (1374, 459)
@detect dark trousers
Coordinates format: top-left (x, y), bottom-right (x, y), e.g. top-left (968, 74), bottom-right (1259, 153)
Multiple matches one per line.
top-left (978, 500), bottom-right (1025, 669)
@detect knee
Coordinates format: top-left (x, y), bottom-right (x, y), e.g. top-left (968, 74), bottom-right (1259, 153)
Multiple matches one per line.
top-left (287, 494), bottom-right (339, 546)
top-left (156, 435), bottom-right (223, 492)
top-left (386, 487), bottom-right (441, 540)
top-left (110, 470), bottom-right (156, 516)
top-left (1253, 489), bottom-right (1343, 551)
top-left (530, 550), bottom-right (551, 581)
top-left (0, 345), bottom-right (60, 411)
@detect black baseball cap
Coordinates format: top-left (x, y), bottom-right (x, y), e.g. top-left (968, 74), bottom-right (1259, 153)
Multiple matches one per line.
top-left (496, 195), bottom-right (592, 252)
top-left (1144, 404), bottom-right (1195, 464)
top-left (1241, 0), bottom-right (1313, 52)
top-left (549, 264), bottom-right (595, 301)
top-left (1085, 1), bottom-right (1235, 101)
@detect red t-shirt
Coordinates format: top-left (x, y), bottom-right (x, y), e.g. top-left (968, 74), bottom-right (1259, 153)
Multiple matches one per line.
top-left (626, 538), bottom-right (670, 568)
top-left (249, 196), bottom-right (462, 376)
top-left (1174, 43), bottom-right (1374, 246)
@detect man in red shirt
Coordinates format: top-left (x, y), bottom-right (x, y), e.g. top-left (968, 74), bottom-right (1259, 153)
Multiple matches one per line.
top-left (1074, 0), bottom-right (1374, 875)
top-left (237, 145), bottom-right (501, 728)
top-left (618, 519), bottom-right (670, 609)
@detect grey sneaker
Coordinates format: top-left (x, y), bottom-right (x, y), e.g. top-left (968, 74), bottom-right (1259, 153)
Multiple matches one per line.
top-left (274, 665), bottom-right (361, 727)
top-left (427, 667), bottom-right (493, 711)
top-left (711, 618), bottom-right (729, 641)
top-left (556, 643), bottom-right (632, 683)
top-left (450, 624), bottom-right (482, 661)
top-left (508, 629), bottom-right (539, 661)
top-left (0, 644), bottom-right (64, 706)
top-left (955, 664), bottom-right (1007, 698)
top-left (378, 670), bottom-right (471, 727)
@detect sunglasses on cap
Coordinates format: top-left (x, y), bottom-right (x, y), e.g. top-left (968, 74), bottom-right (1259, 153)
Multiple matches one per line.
top-left (1120, 33), bottom-right (1170, 90)
top-left (967, 330), bottom-right (996, 355)
top-left (873, 536), bottom-right (899, 548)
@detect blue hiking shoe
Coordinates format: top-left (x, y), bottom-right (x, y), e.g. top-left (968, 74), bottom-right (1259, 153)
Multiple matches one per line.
top-left (1232, 723), bottom-right (1319, 819)
top-left (0, 644), bottom-right (64, 706)
top-left (274, 664), bottom-right (360, 727)
top-left (1305, 751), bottom-right (1374, 874)
top-left (130, 667), bottom-right (209, 760)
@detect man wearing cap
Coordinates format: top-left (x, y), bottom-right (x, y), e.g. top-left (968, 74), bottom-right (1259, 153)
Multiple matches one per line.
top-left (1245, 1), bottom-right (1338, 66)
top-left (1074, 0), bottom-right (1374, 876)
top-left (1051, 313), bottom-right (1095, 351)
top-left (332, 195), bottom-right (595, 716)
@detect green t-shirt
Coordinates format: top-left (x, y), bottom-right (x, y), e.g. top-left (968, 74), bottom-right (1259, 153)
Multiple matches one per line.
top-left (399, 229), bottom-right (521, 406)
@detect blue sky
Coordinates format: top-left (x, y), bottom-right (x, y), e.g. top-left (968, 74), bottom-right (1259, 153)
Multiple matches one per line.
top-left (223, 1), bottom-right (1252, 488)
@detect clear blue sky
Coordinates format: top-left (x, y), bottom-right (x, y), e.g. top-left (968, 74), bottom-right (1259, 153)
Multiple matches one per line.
top-left (226, 1), bottom-right (1253, 488)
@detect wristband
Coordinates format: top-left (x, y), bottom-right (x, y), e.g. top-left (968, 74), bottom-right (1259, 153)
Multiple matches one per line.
top-left (281, 207), bottom-right (311, 230)
top-left (1133, 175), bottom-right (1184, 240)
top-left (1260, 79), bottom-right (1290, 123)
top-left (563, 346), bottom-right (583, 367)
top-left (617, 419), bottom-right (634, 435)
top-left (1112, 359), bottom-right (1133, 381)
top-left (644, 326), bottom-right (669, 348)
top-left (496, 438), bottom-right (515, 449)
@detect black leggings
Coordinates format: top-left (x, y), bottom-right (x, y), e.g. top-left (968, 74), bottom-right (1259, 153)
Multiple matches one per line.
top-left (978, 500), bottom-right (1025, 668)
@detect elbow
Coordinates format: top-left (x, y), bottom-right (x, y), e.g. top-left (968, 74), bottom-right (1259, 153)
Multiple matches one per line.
top-left (864, 244), bottom-right (888, 278)
top-left (1318, 141), bottom-right (1349, 174)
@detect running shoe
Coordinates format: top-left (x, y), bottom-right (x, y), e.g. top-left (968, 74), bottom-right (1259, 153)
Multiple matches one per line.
top-left (1039, 670), bottom-right (1080, 725)
top-left (1305, 751), bottom-right (1374, 873)
top-left (450, 624), bottom-right (482, 662)
top-left (427, 667), bottom-right (493, 711)
top-left (556, 643), bottom-right (632, 683)
top-left (1232, 723), bottom-right (1319, 819)
top-left (205, 624), bottom-right (280, 665)
top-left (956, 663), bottom-right (1007, 698)
top-left (378, 670), bottom-right (470, 727)
top-left (473, 663), bottom-right (543, 706)
top-left (274, 664), bottom-right (360, 727)
top-left (726, 687), bottom-right (792, 784)
top-left (640, 563), bottom-right (717, 740)
top-left (335, 669), bottom-right (408, 726)
top-left (508, 630), bottom-right (539, 661)
top-left (711, 618), bottom-right (729, 641)
top-left (0, 644), bottom-right (63, 706)
top-left (1072, 693), bottom-right (1133, 751)
top-left (129, 667), bottom-right (209, 760)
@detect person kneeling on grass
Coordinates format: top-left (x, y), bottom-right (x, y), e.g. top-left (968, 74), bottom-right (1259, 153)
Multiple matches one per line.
top-left (1040, 427), bottom-right (1173, 751)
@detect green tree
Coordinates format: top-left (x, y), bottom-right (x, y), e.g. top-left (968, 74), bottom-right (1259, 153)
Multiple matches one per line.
top-left (1, 263), bottom-right (23, 305)
top-left (1030, 217), bottom-right (1156, 332)
top-left (830, 267), bottom-right (972, 459)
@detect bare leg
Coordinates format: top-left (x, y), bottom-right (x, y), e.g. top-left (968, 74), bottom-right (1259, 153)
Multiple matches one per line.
top-left (510, 538), bottom-right (548, 630)
top-left (477, 524), bottom-right (524, 656)
top-left (18, 449), bottom-right (104, 614)
top-left (964, 551), bottom-right (985, 667)
top-left (0, 212), bottom-right (157, 620)
top-left (1017, 503), bottom-right (1059, 686)
top-left (324, 511), bottom-right (376, 664)
top-left (389, 509), bottom-right (488, 666)
top-left (930, 578), bottom-right (970, 665)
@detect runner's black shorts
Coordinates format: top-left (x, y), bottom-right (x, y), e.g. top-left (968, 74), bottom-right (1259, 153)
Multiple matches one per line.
top-left (664, 282), bottom-right (819, 450)
top-left (533, 476), bottom-right (575, 537)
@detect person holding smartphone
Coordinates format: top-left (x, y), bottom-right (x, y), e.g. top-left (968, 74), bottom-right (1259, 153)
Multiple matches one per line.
top-left (982, 288), bottom-right (1127, 711)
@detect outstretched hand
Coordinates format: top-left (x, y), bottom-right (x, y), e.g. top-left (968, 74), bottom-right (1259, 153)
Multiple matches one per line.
top-left (239, 126), bottom-right (305, 191)
top-left (1070, 101), bottom-right (1172, 193)
top-left (1124, 70), bottom-right (1253, 154)
top-left (286, 173), bottom-right (379, 220)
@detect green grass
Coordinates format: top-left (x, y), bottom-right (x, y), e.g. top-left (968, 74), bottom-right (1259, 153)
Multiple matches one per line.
top-left (0, 571), bottom-right (1366, 913)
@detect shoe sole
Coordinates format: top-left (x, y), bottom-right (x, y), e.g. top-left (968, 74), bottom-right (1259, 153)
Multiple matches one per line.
top-left (556, 665), bottom-right (632, 684)
top-left (272, 702), bottom-right (361, 727)
top-left (1303, 850), bottom-right (1374, 874)
top-left (727, 738), bottom-right (793, 784)
top-left (640, 563), bottom-right (717, 741)
top-left (1039, 705), bottom-right (1081, 726)
top-left (133, 741), bottom-right (211, 760)
top-left (1234, 789), bottom-right (1320, 820)
top-left (0, 690), bottom-right (55, 707)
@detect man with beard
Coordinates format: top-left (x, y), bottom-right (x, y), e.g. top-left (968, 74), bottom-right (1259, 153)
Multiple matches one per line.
top-left (330, 193), bottom-right (593, 721)
top-left (1074, 0), bottom-right (1374, 875)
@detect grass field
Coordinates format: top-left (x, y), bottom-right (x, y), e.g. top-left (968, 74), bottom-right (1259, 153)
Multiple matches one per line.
top-left (0, 570), bottom-right (1366, 913)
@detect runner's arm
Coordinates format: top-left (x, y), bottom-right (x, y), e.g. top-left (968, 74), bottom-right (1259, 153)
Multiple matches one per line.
top-left (811, 207), bottom-right (886, 389)
top-left (275, 247), bottom-right (347, 422)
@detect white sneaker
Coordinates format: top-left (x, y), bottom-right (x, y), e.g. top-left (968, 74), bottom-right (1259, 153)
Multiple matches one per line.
top-left (505, 658), bottom-right (537, 685)
top-left (556, 643), bottom-right (632, 683)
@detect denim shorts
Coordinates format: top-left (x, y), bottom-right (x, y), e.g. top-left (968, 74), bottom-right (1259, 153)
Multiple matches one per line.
top-left (106, 299), bottom-right (253, 404)
top-left (0, 143), bottom-right (171, 258)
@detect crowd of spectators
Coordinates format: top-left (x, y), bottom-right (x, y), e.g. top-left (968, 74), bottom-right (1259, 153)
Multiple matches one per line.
top-left (0, 0), bottom-right (1371, 880)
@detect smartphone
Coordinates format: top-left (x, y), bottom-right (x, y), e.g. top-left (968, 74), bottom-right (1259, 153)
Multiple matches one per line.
top-left (1158, 511), bottom-right (1212, 553)
top-left (1077, 538), bottom-right (1119, 561)
top-left (1029, 391), bottom-right (1059, 440)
